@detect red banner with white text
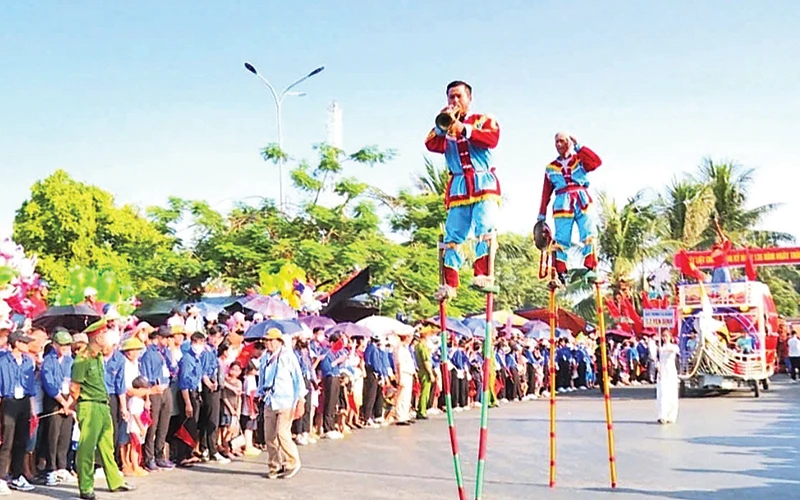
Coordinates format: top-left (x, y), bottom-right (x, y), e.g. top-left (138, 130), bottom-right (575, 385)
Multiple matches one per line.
top-left (675, 247), bottom-right (800, 269)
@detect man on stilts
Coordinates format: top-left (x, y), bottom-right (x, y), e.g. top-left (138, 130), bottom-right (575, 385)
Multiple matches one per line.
top-left (425, 80), bottom-right (501, 300)
top-left (427, 80), bottom-right (501, 500)
top-left (534, 132), bottom-right (617, 489)
top-left (536, 132), bottom-right (602, 284)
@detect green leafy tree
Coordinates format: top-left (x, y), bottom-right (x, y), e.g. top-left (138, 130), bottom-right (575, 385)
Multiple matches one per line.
top-left (13, 170), bottom-right (207, 300)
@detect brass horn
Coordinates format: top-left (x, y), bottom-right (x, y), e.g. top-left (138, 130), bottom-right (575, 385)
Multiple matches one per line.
top-left (435, 106), bottom-right (462, 130)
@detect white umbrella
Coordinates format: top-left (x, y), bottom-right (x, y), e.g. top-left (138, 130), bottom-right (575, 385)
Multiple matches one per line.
top-left (356, 315), bottom-right (414, 337)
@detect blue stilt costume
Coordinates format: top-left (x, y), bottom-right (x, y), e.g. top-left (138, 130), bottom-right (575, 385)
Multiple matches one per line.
top-left (537, 136), bottom-right (602, 280)
top-left (425, 83), bottom-right (501, 297)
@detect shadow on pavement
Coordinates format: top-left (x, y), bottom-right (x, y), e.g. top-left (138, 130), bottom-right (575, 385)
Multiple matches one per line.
top-left (584, 381), bottom-right (800, 500)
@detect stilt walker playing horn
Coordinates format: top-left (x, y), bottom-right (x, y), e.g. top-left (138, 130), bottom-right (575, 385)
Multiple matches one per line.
top-left (425, 80), bottom-right (501, 300)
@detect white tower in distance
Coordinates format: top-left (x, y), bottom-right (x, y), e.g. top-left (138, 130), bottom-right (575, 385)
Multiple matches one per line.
top-left (327, 100), bottom-right (343, 150)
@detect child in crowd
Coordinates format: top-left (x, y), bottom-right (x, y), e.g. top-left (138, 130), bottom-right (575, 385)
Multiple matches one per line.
top-left (220, 361), bottom-right (243, 459)
top-left (240, 361), bottom-right (261, 457)
top-left (124, 376), bottom-right (150, 477)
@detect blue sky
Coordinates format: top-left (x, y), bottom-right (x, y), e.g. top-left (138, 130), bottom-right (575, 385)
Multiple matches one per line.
top-left (1, 1), bottom-right (798, 245)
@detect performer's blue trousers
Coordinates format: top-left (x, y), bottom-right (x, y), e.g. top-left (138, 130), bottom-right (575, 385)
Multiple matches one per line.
top-left (554, 209), bottom-right (595, 270)
top-left (443, 199), bottom-right (497, 287)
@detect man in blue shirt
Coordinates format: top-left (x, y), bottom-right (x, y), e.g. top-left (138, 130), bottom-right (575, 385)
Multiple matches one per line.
top-left (41, 330), bottom-right (75, 484)
top-left (258, 329), bottom-right (306, 479)
top-left (317, 332), bottom-right (346, 439)
top-left (292, 333), bottom-right (316, 445)
top-left (0, 331), bottom-right (38, 492)
top-left (360, 334), bottom-right (383, 427)
top-left (449, 338), bottom-right (469, 409)
top-left (574, 342), bottom-right (589, 390)
top-left (176, 332), bottom-right (205, 466)
top-left (198, 326), bottom-right (227, 463)
top-left (138, 327), bottom-right (175, 471)
top-left (102, 330), bottom-right (128, 468)
top-left (556, 339), bottom-right (573, 393)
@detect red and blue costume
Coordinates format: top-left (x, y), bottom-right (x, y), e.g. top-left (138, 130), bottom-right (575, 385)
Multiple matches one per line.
top-left (425, 112), bottom-right (501, 289)
top-left (537, 143), bottom-right (602, 275)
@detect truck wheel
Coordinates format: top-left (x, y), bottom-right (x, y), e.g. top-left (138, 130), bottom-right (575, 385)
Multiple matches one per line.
top-left (761, 378), bottom-right (769, 391)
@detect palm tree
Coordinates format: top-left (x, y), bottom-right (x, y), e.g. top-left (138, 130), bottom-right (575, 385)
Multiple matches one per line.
top-left (414, 156), bottom-right (449, 195)
top-left (566, 191), bottom-right (660, 321)
top-left (597, 191), bottom-right (661, 281)
top-left (694, 158), bottom-right (786, 246)
top-left (656, 178), bottom-right (715, 250)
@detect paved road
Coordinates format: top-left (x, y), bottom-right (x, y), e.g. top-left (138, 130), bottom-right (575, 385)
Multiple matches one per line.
top-left (25, 379), bottom-right (800, 499)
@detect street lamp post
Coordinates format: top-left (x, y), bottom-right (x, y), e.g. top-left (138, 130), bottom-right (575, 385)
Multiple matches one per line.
top-left (244, 62), bottom-right (325, 211)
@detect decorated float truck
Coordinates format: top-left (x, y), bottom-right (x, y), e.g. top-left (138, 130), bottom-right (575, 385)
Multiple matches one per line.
top-left (676, 280), bottom-right (778, 397)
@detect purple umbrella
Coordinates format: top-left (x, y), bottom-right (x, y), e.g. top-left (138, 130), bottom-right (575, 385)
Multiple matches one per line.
top-left (238, 294), bottom-right (296, 319)
top-left (521, 320), bottom-right (550, 333)
top-left (297, 315), bottom-right (336, 331)
top-left (325, 322), bottom-right (373, 338)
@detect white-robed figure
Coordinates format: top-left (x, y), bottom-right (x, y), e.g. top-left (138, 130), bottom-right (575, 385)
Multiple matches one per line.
top-left (656, 332), bottom-right (680, 424)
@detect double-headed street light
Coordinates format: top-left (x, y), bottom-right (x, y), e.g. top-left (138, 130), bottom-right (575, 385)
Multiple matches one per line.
top-left (244, 62), bottom-right (325, 210)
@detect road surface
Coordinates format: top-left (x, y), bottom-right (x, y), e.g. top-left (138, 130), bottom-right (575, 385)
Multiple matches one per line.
top-left (26, 378), bottom-right (800, 499)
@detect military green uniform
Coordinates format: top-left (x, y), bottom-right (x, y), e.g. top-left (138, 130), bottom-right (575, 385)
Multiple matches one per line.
top-left (414, 341), bottom-right (433, 417)
top-left (488, 353), bottom-right (498, 407)
top-left (72, 349), bottom-right (125, 496)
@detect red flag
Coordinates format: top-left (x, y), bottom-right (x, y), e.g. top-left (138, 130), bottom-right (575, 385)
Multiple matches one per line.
top-left (604, 297), bottom-right (622, 318)
top-left (175, 418), bottom-right (198, 448)
top-left (675, 250), bottom-right (706, 281)
top-left (29, 414), bottom-right (39, 438)
top-left (641, 291), bottom-right (654, 309)
top-left (620, 296), bottom-right (644, 334)
top-left (744, 247), bottom-right (757, 281)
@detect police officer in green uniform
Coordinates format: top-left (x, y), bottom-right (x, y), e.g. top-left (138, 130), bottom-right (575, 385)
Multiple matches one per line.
top-left (70, 319), bottom-right (134, 500)
top-left (414, 327), bottom-right (435, 419)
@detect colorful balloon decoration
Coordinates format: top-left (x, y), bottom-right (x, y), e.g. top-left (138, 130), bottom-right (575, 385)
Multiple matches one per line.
top-left (259, 262), bottom-right (323, 313)
top-left (0, 238), bottom-right (48, 327)
top-left (53, 265), bottom-right (137, 316)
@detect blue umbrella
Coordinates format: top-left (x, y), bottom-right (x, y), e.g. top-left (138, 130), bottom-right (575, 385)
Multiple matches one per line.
top-left (526, 329), bottom-right (550, 340)
top-left (183, 300), bottom-right (225, 318)
top-left (429, 316), bottom-right (473, 339)
top-left (462, 317), bottom-right (501, 336)
top-left (244, 319), bottom-right (304, 340)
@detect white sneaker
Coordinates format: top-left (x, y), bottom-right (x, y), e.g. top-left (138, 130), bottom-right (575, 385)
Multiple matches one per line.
top-left (45, 472), bottom-right (59, 487)
top-left (0, 480), bottom-right (9, 496)
top-left (579, 386), bottom-right (587, 390)
top-left (295, 435), bottom-right (309, 446)
top-left (9, 476), bottom-right (34, 492)
top-left (427, 408), bottom-right (441, 415)
top-left (213, 452), bottom-right (231, 464)
top-left (56, 469), bottom-right (77, 484)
